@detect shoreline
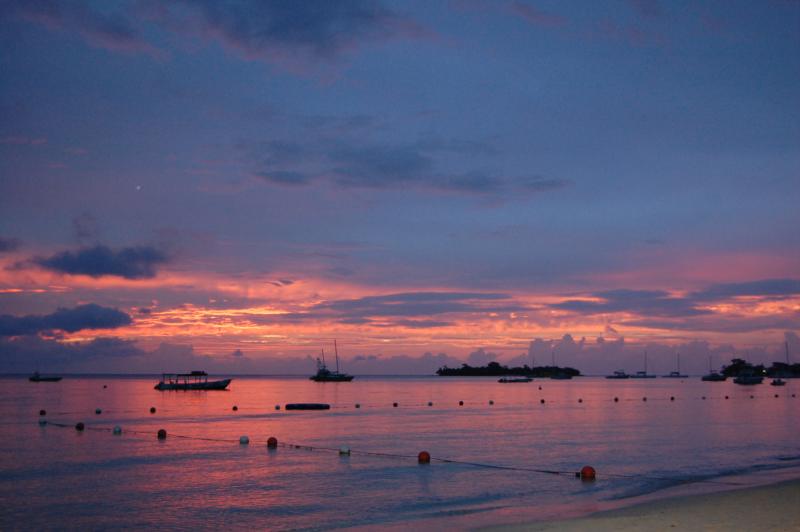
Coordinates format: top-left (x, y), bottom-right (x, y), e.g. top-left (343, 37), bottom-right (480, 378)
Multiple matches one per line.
top-left (489, 477), bottom-right (800, 531)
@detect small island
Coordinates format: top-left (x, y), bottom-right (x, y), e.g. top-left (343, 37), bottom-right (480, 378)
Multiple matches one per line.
top-left (721, 358), bottom-right (800, 378)
top-left (436, 361), bottom-right (581, 378)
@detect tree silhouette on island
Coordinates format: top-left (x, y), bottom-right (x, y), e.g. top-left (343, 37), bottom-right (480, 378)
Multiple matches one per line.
top-left (436, 361), bottom-right (581, 378)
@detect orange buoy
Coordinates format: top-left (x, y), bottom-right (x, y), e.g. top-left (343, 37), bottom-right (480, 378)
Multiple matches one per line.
top-left (613, 397), bottom-right (619, 402)
top-left (538, 386), bottom-right (542, 390)
top-left (157, 429), bottom-right (167, 440)
top-left (458, 400), bottom-right (463, 406)
top-left (427, 401), bottom-right (433, 407)
top-left (418, 451), bottom-right (431, 464)
top-left (670, 396), bottom-right (675, 401)
top-left (75, 422), bottom-right (85, 431)
top-left (393, 402), bottom-right (398, 407)
top-left (578, 398), bottom-right (583, 403)
top-left (579, 465), bottom-right (596, 480)
top-left (150, 407), bottom-right (156, 414)
top-left (725, 395), bottom-right (729, 399)
top-left (355, 403), bottom-right (361, 409)
top-left (774, 394), bottom-right (779, 398)
top-left (489, 400), bottom-right (494, 405)
top-left (267, 436), bottom-right (278, 449)
top-left (540, 398), bottom-right (545, 404)
top-left (39, 409), bottom-right (46, 416)
top-left (232, 405), bottom-right (238, 411)
top-left (642, 397), bottom-right (647, 402)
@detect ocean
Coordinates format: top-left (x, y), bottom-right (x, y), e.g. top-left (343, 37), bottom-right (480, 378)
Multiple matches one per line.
top-left (1, 375), bottom-right (798, 530)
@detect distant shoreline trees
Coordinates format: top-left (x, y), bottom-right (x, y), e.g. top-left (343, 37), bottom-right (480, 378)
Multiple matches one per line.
top-left (436, 361), bottom-right (581, 377)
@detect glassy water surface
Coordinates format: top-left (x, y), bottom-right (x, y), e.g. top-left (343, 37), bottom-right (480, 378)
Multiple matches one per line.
top-left (1, 375), bottom-right (798, 530)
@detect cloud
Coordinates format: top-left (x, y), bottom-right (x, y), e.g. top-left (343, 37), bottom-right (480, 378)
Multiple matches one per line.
top-left (148, 0), bottom-right (428, 65)
top-left (628, 0), bottom-right (663, 18)
top-left (0, 237), bottom-right (21, 253)
top-left (509, 2), bottom-right (568, 27)
top-left (4, 0), bottom-right (160, 57)
top-left (692, 279), bottom-right (800, 300)
top-left (33, 245), bottom-right (169, 279)
top-left (552, 289), bottom-right (709, 318)
top-left (0, 304), bottom-right (132, 337)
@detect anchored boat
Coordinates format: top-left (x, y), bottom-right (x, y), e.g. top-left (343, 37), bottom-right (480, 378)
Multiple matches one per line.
top-left (29, 371), bottom-right (62, 382)
top-left (498, 376), bottom-right (532, 383)
top-left (310, 341), bottom-right (354, 382)
top-left (154, 371), bottom-right (231, 390)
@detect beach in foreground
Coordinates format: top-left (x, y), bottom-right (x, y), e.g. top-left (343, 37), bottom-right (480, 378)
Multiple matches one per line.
top-left (493, 478), bottom-right (800, 532)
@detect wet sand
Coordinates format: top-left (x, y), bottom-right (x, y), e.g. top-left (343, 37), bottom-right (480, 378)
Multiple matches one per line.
top-left (492, 478), bottom-right (800, 531)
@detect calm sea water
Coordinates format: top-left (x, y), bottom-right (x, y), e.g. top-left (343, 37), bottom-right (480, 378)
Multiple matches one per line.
top-left (1, 375), bottom-right (799, 530)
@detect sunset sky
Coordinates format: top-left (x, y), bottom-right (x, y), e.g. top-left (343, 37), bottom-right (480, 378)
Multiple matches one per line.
top-left (1, 0), bottom-right (798, 374)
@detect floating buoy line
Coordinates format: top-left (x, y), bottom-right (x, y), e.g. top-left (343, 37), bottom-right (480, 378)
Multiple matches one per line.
top-left (38, 418), bottom-right (748, 487)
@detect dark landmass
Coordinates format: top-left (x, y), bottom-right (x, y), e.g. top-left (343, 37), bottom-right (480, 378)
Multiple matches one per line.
top-left (720, 358), bottom-right (800, 377)
top-left (436, 361), bottom-right (581, 377)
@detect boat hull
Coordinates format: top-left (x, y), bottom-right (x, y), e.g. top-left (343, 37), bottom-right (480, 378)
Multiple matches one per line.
top-left (733, 376), bottom-right (763, 385)
top-left (154, 378), bottom-right (231, 391)
top-left (285, 403), bottom-right (331, 410)
top-left (29, 376), bottom-right (62, 382)
top-left (310, 374), bottom-right (354, 382)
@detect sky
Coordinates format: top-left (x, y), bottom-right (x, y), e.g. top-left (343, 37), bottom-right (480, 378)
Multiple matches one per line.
top-left (1, 0), bottom-right (799, 374)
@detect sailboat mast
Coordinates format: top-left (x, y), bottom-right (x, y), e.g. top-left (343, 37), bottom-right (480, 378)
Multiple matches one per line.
top-left (334, 339), bottom-right (340, 373)
top-left (787, 341), bottom-right (791, 364)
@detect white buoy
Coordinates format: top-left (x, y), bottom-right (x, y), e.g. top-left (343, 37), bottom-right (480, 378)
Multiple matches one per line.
top-left (239, 435), bottom-right (249, 445)
top-left (339, 446), bottom-right (351, 456)
top-left (113, 426), bottom-right (122, 435)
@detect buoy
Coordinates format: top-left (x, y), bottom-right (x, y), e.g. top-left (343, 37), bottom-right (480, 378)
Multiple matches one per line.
top-left (355, 403), bottom-right (361, 409)
top-left (75, 422), bottom-right (85, 431)
top-left (642, 397), bottom-right (647, 402)
top-left (393, 402), bottom-right (398, 407)
top-left (267, 436), bottom-right (278, 449)
top-left (418, 451), bottom-right (431, 464)
top-left (157, 429), bottom-right (167, 440)
top-left (275, 405), bottom-right (280, 410)
top-left (774, 394), bottom-right (779, 398)
top-left (725, 395), bottom-right (729, 400)
top-left (427, 401), bottom-right (433, 407)
top-left (103, 385), bottom-right (107, 389)
top-left (489, 400), bottom-right (494, 405)
top-left (578, 465), bottom-right (596, 480)
top-left (95, 408), bottom-right (102, 415)
top-left (339, 446), bottom-right (351, 456)
top-left (670, 396), bottom-right (675, 401)
top-left (538, 386), bottom-right (542, 390)
top-left (239, 435), bottom-right (249, 445)
top-left (232, 405), bottom-right (238, 411)
top-left (540, 398), bottom-right (545, 404)
top-left (578, 398), bottom-right (583, 403)
top-left (750, 395), bottom-right (754, 399)
top-left (150, 407), bottom-right (156, 414)
top-left (614, 397), bottom-right (619, 402)
top-left (39, 409), bottom-right (46, 416)
top-left (113, 426), bottom-right (122, 435)
top-left (458, 400), bottom-right (463, 406)
top-left (702, 396), bottom-right (706, 400)
top-left (792, 394), bottom-right (796, 398)
top-left (38, 419), bottom-right (47, 426)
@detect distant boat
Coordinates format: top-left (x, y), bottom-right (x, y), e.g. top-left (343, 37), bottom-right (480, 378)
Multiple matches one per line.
top-left (498, 376), bottom-right (532, 383)
top-left (549, 372), bottom-right (573, 380)
top-left (310, 341), bottom-right (354, 382)
top-left (662, 353), bottom-right (688, 378)
top-left (606, 370), bottom-right (630, 379)
top-left (702, 355), bottom-right (727, 381)
top-left (733, 373), bottom-right (763, 385)
top-left (29, 371), bottom-right (62, 382)
top-left (630, 351), bottom-right (656, 378)
top-left (770, 378), bottom-right (786, 387)
top-left (154, 371), bottom-right (231, 390)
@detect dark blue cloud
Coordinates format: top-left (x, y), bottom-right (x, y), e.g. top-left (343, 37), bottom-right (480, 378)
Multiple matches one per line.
top-left (692, 279), bottom-right (800, 300)
top-left (552, 289), bottom-right (709, 318)
top-left (33, 245), bottom-right (168, 279)
top-left (0, 304), bottom-right (132, 337)
top-left (0, 237), bottom-right (21, 253)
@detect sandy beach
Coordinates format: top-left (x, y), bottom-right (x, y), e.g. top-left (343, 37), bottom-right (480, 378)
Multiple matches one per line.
top-left (492, 479), bottom-right (800, 532)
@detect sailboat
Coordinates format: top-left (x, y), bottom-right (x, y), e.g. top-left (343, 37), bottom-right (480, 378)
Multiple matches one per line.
top-left (630, 351), bottom-right (656, 378)
top-left (701, 355), bottom-right (726, 381)
top-left (310, 340), bottom-right (354, 382)
top-left (662, 353), bottom-right (688, 378)
top-left (549, 349), bottom-right (573, 380)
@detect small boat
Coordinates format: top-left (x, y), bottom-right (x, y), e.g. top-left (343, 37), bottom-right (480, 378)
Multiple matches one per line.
top-left (733, 373), bottom-right (764, 385)
top-left (662, 353), bottom-right (688, 378)
top-left (630, 352), bottom-right (656, 378)
top-left (770, 378), bottom-right (786, 386)
top-left (285, 403), bottom-right (331, 410)
top-left (606, 370), bottom-right (630, 379)
top-left (154, 371), bottom-right (231, 390)
top-left (310, 341), bottom-right (354, 382)
top-left (498, 376), bottom-right (532, 383)
top-left (702, 355), bottom-right (727, 381)
top-left (29, 371), bottom-right (62, 382)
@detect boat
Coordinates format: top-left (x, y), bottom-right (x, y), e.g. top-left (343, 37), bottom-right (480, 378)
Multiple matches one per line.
top-left (550, 372), bottom-right (573, 380)
top-left (770, 378), bottom-right (786, 386)
top-left (662, 353), bottom-right (688, 378)
top-left (29, 371), bottom-right (62, 382)
top-left (606, 370), bottom-right (630, 379)
top-left (310, 341), bottom-right (354, 382)
top-left (733, 373), bottom-right (764, 385)
top-left (701, 355), bottom-right (727, 381)
top-left (154, 371), bottom-right (231, 390)
top-left (285, 403), bottom-right (331, 410)
top-left (630, 352), bottom-right (656, 378)
top-left (498, 376), bottom-right (532, 383)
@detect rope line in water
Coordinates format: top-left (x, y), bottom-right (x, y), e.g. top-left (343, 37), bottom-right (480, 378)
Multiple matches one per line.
top-left (41, 419), bottom-right (745, 487)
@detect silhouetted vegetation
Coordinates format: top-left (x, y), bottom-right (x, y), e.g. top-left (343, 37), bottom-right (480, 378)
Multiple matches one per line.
top-left (720, 358), bottom-right (800, 377)
top-left (436, 361), bottom-right (581, 377)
